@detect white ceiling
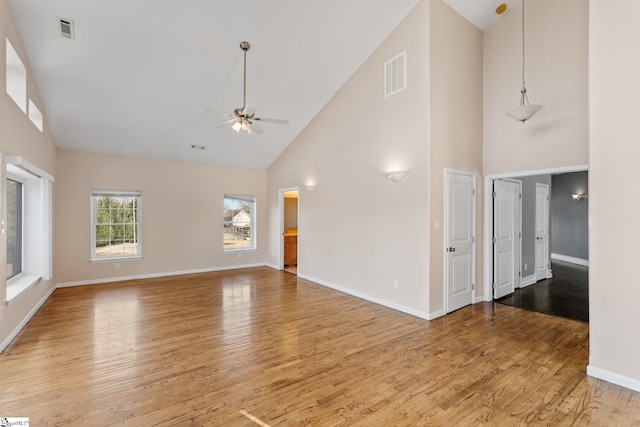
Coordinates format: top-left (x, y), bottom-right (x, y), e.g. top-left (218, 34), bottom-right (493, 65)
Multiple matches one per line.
top-left (6, 0), bottom-right (515, 169)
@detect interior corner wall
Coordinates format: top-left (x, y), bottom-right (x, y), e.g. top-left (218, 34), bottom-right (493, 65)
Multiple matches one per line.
top-left (0, 0), bottom-right (57, 349)
top-left (266, 1), bottom-right (430, 316)
top-left (54, 149), bottom-right (268, 285)
top-left (588, 0), bottom-right (640, 390)
top-left (483, 0), bottom-right (589, 176)
top-left (428, 0), bottom-right (484, 313)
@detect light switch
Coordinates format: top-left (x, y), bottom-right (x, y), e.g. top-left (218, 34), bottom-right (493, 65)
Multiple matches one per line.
top-left (434, 220), bottom-right (441, 230)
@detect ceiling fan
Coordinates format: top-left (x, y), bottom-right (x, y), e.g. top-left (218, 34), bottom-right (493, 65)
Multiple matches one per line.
top-left (210, 41), bottom-right (289, 134)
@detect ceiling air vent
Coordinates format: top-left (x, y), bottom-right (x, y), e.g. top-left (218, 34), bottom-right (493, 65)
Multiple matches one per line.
top-left (58, 18), bottom-right (75, 40)
top-left (384, 51), bottom-right (407, 97)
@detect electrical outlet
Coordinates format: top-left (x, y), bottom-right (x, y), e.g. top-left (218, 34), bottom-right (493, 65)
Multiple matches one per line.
top-left (114, 263), bottom-right (120, 270)
top-left (310, 259), bottom-right (314, 267)
top-left (238, 252), bottom-right (242, 259)
top-left (393, 279), bottom-right (399, 288)
top-left (524, 263), bottom-right (528, 270)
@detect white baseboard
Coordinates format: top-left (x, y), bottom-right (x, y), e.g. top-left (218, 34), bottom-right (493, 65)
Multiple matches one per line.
top-left (0, 286), bottom-right (56, 354)
top-left (57, 263), bottom-right (268, 288)
top-left (297, 273), bottom-right (433, 320)
top-left (520, 274), bottom-right (537, 288)
top-left (265, 263), bottom-right (280, 270)
top-left (474, 295), bottom-right (485, 304)
top-left (551, 253), bottom-right (589, 267)
top-left (587, 365), bottom-right (640, 393)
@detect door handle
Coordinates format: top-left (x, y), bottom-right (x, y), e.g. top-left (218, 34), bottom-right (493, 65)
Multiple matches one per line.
top-left (536, 237), bottom-right (543, 240)
top-left (447, 247), bottom-right (456, 252)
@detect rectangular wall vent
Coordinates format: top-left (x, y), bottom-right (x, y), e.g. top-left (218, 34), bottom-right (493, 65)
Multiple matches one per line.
top-left (384, 51), bottom-right (406, 97)
top-left (58, 18), bottom-right (75, 40)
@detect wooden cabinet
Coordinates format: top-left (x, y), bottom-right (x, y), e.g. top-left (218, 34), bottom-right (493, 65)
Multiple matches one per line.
top-left (284, 235), bottom-right (298, 267)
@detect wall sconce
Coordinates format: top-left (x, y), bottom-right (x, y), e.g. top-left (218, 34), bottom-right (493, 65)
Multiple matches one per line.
top-left (572, 193), bottom-right (587, 201)
top-left (386, 171), bottom-right (407, 183)
top-left (304, 184), bottom-right (316, 192)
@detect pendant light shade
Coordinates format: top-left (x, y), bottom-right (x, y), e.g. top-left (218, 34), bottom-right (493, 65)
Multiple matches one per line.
top-left (507, 0), bottom-right (541, 123)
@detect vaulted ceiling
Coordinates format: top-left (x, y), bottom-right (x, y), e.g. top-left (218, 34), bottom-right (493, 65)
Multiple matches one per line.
top-left (7, 0), bottom-right (518, 169)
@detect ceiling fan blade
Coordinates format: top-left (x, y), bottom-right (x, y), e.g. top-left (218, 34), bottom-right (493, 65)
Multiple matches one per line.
top-left (198, 108), bottom-right (234, 117)
top-left (212, 119), bottom-right (235, 128)
top-left (254, 117), bottom-right (289, 125)
top-left (252, 124), bottom-right (265, 134)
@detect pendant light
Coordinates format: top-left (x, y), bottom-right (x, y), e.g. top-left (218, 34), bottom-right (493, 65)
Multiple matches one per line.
top-left (506, 0), bottom-right (542, 123)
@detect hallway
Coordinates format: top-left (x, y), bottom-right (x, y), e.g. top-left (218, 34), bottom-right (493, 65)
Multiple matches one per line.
top-left (497, 260), bottom-right (589, 323)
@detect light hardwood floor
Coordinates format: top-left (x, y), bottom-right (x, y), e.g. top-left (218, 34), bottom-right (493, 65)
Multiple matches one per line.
top-left (1, 267), bottom-right (639, 426)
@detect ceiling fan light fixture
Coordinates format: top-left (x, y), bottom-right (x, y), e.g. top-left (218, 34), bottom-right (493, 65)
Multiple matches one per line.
top-left (232, 122), bottom-right (242, 132)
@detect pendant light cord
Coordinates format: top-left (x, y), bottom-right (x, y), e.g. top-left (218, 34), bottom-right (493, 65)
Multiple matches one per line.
top-left (521, 0), bottom-right (526, 91)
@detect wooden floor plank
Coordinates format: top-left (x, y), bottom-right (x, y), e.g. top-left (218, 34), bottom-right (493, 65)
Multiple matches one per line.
top-left (1, 267), bottom-right (639, 425)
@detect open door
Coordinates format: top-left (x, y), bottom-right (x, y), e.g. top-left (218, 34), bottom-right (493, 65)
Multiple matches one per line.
top-left (493, 179), bottom-right (521, 299)
top-left (445, 170), bottom-right (475, 313)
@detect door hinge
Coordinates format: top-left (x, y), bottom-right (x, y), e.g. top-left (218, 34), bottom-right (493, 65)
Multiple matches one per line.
top-left (472, 189), bottom-right (476, 196)
top-left (472, 236), bottom-right (475, 243)
top-left (519, 271), bottom-right (522, 277)
top-left (519, 231), bottom-right (522, 238)
top-left (492, 191), bottom-right (496, 198)
top-left (547, 196), bottom-right (549, 201)
top-left (519, 193), bottom-right (522, 199)
top-left (492, 282), bottom-right (496, 290)
top-left (472, 283), bottom-right (475, 290)
top-left (492, 236), bottom-right (496, 244)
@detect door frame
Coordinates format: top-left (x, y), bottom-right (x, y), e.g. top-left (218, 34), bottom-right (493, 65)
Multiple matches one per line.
top-left (444, 168), bottom-right (476, 313)
top-left (278, 187), bottom-right (299, 270)
top-left (535, 183), bottom-right (551, 281)
top-left (483, 164), bottom-right (588, 301)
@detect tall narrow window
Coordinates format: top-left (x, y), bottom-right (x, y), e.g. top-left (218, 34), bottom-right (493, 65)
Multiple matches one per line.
top-left (6, 38), bottom-right (27, 113)
top-left (91, 190), bottom-right (142, 260)
top-left (6, 178), bottom-right (23, 280)
top-left (223, 194), bottom-right (256, 251)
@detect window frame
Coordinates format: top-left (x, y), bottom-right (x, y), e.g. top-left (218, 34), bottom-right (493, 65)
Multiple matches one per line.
top-left (90, 189), bottom-right (142, 262)
top-left (6, 174), bottom-right (24, 284)
top-left (223, 194), bottom-right (256, 252)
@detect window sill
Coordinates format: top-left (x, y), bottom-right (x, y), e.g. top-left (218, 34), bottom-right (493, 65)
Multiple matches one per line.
top-left (7, 274), bottom-right (41, 302)
top-left (90, 255), bottom-right (142, 263)
top-left (224, 248), bottom-right (257, 253)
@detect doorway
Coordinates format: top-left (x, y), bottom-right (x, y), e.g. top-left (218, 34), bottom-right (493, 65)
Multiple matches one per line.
top-left (281, 189), bottom-right (299, 275)
top-left (484, 166), bottom-right (589, 318)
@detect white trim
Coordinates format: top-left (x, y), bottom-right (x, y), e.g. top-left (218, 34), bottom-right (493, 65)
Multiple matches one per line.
top-left (56, 263), bottom-right (268, 288)
top-left (5, 155), bottom-right (54, 182)
top-left (278, 187), bottom-right (299, 270)
top-left (520, 274), bottom-right (537, 288)
top-left (474, 295), bottom-right (485, 304)
top-left (265, 263), bottom-right (280, 270)
top-left (0, 285), bottom-right (56, 354)
top-left (587, 365), bottom-right (640, 393)
top-left (483, 164), bottom-right (589, 302)
top-left (297, 272), bottom-right (434, 320)
top-left (551, 253), bottom-right (589, 267)
top-left (6, 274), bottom-right (40, 301)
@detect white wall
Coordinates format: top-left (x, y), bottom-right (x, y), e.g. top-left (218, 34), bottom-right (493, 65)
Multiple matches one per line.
top-left (483, 0), bottom-right (588, 175)
top-left (267, 1), bottom-right (431, 316)
top-left (428, 0), bottom-right (483, 313)
top-left (0, 0), bottom-right (57, 348)
top-left (588, 0), bottom-right (640, 391)
top-left (55, 150), bottom-right (268, 285)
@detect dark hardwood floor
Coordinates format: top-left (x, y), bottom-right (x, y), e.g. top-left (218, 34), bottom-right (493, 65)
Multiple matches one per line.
top-left (497, 260), bottom-right (589, 323)
top-left (1, 267), bottom-right (637, 426)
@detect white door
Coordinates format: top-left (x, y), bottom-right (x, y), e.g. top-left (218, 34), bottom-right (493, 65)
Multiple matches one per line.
top-left (535, 183), bottom-right (550, 281)
top-left (493, 180), bottom-right (520, 299)
top-left (445, 171), bottom-right (475, 313)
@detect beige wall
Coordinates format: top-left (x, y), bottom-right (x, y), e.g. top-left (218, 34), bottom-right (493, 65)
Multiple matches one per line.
top-left (0, 0), bottom-right (57, 346)
top-left (267, 1), bottom-right (431, 315)
top-left (588, 0), bottom-right (640, 388)
top-left (428, 0), bottom-right (483, 313)
top-left (483, 0), bottom-right (588, 175)
top-left (55, 150), bottom-right (267, 284)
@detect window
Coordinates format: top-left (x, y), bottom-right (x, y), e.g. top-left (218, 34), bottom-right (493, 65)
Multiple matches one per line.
top-left (223, 194), bottom-right (256, 251)
top-left (91, 190), bottom-right (142, 260)
top-left (6, 178), bottom-right (23, 281)
top-left (28, 99), bottom-right (43, 132)
top-left (6, 38), bottom-right (27, 113)
top-left (4, 157), bottom-right (54, 302)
